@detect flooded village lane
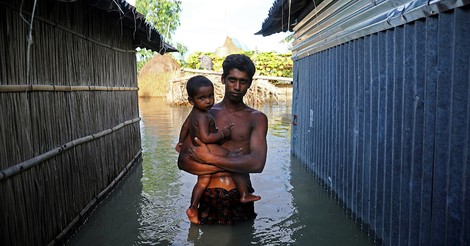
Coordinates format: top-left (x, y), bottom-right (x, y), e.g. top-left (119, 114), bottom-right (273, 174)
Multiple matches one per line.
top-left (68, 98), bottom-right (372, 245)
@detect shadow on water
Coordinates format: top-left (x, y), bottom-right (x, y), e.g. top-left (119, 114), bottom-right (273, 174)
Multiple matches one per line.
top-left (68, 98), bottom-right (372, 246)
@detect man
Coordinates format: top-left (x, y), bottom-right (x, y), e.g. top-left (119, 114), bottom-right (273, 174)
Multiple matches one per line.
top-left (177, 54), bottom-right (268, 224)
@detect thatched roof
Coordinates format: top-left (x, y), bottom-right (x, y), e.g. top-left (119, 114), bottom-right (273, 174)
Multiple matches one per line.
top-left (139, 54), bottom-right (181, 75)
top-left (215, 36), bottom-right (246, 57)
top-left (87, 0), bottom-right (177, 53)
top-left (255, 0), bottom-right (321, 36)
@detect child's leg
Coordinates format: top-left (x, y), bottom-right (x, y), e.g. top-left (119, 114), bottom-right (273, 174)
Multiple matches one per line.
top-left (232, 173), bottom-right (261, 203)
top-left (187, 174), bottom-right (211, 224)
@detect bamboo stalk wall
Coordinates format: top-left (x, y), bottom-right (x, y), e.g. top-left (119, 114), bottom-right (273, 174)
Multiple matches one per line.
top-left (0, 0), bottom-right (143, 245)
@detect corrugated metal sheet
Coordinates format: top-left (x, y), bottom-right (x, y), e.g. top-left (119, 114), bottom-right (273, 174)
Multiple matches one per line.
top-left (293, 0), bottom-right (470, 59)
top-left (291, 5), bottom-right (470, 245)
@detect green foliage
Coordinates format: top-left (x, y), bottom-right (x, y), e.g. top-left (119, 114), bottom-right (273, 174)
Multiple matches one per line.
top-left (252, 51), bottom-right (293, 77)
top-left (186, 51), bottom-right (293, 78)
top-left (135, 0), bottom-right (181, 41)
top-left (135, 0), bottom-right (186, 72)
top-left (133, 1), bottom-right (292, 78)
top-left (136, 48), bottom-right (156, 72)
top-left (186, 52), bottom-right (223, 71)
top-left (173, 43), bottom-right (188, 66)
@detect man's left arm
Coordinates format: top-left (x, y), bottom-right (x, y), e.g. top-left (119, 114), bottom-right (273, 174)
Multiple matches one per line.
top-left (191, 112), bottom-right (268, 173)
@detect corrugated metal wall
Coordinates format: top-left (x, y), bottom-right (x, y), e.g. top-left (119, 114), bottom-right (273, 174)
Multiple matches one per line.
top-left (291, 6), bottom-right (470, 245)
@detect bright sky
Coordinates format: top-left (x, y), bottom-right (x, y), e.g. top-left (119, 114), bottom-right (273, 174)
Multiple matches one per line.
top-left (127, 0), bottom-right (291, 55)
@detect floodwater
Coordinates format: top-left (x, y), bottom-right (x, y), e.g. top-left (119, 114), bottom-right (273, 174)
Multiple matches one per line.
top-left (68, 98), bottom-right (372, 246)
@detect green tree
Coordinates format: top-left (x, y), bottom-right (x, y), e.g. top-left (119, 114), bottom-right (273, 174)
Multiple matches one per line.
top-left (135, 0), bottom-right (186, 71)
top-left (186, 51), bottom-right (293, 78)
top-left (135, 0), bottom-right (181, 41)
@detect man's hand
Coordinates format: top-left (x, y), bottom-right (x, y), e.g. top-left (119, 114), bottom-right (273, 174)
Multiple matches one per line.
top-left (189, 137), bottom-right (243, 163)
top-left (189, 137), bottom-right (211, 163)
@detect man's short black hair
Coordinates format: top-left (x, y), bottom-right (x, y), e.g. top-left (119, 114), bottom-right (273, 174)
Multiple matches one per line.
top-left (222, 54), bottom-right (256, 81)
top-left (186, 75), bottom-right (214, 97)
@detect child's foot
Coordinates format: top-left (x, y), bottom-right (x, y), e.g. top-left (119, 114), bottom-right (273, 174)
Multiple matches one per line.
top-left (186, 207), bottom-right (200, 224)
top-left (240, 194), bottom-right (261, 203)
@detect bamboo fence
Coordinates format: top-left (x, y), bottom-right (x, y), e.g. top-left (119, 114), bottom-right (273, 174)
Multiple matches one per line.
top-left (168, 68), bottom-right (293, 106)
top-left (0, 0), bottom-right (145, 245)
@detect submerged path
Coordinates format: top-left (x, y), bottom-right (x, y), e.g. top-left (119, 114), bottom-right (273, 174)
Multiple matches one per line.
top-left (68, 98), bottom-right (372, 245)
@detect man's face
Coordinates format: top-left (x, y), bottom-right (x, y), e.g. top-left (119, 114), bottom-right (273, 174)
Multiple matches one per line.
top-left (222, 69), bottom-right (251, 101)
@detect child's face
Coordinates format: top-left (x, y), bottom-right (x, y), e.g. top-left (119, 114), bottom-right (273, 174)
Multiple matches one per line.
top-left (190, 86), bottom-right (215, 112)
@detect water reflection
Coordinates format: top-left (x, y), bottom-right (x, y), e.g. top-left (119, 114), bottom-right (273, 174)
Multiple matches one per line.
top-left (68, 98), bottom-right (371, 246)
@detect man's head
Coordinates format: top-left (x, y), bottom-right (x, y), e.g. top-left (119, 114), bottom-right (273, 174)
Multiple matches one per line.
top-left (222, 54), bottom-right (256, 83)
top-left (221, 54), bottom-right (256, 102)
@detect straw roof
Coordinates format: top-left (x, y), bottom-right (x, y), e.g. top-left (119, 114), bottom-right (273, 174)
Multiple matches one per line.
top-left (215, 36), bottom-right (244, 57)
top-left (87, 0), bottom-right (177, 53)
top-left (139, 54), bottom-right (181, 76)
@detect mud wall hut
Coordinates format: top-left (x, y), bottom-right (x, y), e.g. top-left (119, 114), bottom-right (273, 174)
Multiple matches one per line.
top-left (0, 0), bottom-right (175, 244)
top-left (258, 0), bottom-right (470, 245)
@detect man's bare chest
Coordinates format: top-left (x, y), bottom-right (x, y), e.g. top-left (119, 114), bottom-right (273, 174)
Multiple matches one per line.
top-left (214, 113), bottom-right (252, 141)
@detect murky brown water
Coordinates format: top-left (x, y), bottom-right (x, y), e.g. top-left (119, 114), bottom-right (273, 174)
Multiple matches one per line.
top-left (68, 98), bottom-right (372, 246)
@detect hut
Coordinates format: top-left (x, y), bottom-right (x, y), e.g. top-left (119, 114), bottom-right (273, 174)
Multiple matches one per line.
top-left (0, 0), bottom-right (176, 245)
top-left (258, 0), bottom-right (470, 245)
top-left (215, 36), bottom-right (245, 57)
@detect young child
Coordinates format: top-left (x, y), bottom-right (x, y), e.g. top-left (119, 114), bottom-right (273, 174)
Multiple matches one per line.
top-left (176, 75), bottom-right (260, 224)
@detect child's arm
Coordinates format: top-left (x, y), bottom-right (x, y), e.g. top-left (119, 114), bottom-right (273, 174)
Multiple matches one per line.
top-left (195, 114), bottom-right (232, 144)
top-left (175, 116), bottom-right (190, 153)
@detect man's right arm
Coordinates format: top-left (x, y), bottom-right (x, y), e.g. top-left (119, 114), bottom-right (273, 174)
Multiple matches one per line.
top-left (189, 111), bottom-right (268, 174)
top-left (178, 149), bottom-right (224, 175)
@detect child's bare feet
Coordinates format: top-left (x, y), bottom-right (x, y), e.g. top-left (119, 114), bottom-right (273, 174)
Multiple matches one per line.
top-left (240, 194), bottom-right (261, 203)
top-left (186, 206), bottom-right (200, 224)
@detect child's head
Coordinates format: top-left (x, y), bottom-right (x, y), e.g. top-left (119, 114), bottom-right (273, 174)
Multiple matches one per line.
top-left (186, 75), bottom-right (215, 112)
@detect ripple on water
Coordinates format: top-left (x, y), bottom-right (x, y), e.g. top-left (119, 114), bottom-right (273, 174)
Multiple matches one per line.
top-left (69, 99), bottom-right (371, 246)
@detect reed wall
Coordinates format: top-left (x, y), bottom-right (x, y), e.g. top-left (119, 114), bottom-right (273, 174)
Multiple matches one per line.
top-left (291, 6), bottom-right (470, 246)
top-left (0, 0), bottom-right (142, 244)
